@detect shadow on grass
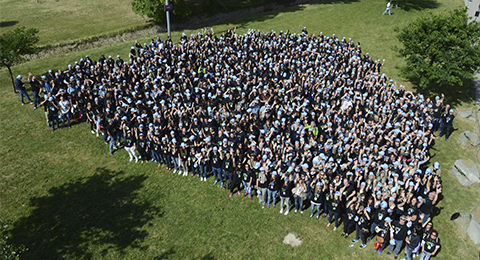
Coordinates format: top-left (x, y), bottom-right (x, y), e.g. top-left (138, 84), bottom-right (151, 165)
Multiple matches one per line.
top-left (0, 21), bottom-right (18, 28)
top-left (10, 167), bottom-right (162, 260)
top-left (396, 0), bottom-right (440, 11)
top-left (406, 77), bottom-right (474, 107)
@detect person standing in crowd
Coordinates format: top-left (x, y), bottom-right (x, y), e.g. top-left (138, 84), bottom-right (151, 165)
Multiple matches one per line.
top-left (199, 148), bottom-right (209, 182)
top-left (327, 191), bottom-right (342, 232)
top-left (210, 146), bottom-right (223, 187)
top-left (15, 75), bottom-right (33, 105)
top-left (256, 166), bottom-right (268, 208)
top-left (27, 72), bottom-right (41, 110)
top-left (58, 95), bottom-right (71, 128)
top-left (387, 215), bottom-right (408, 259)
top-left (266, 170), bottom-right (280, 208)
top-left (420, 230), bottom-right (440, 260)
top-left (349, 205), bottom-right (371, 249)
top-left (229, 164), bottom-right (242, 197)
top-left (124, 131), bottom-right (138, 163)
top-left (310, 181), bottom-right (325, 220)
top-left (292, 174), bottom-right (307, 215)
top-left (43, 96), bottom-right (59, 132)
top-left (242, 163), bottom-right (254, 199)
top-left (405, 224), bottom-right (423, 260)
top-left (279, 176), bottom-right (294, 215)
top-left (179, 142), bottom-right (189, 176)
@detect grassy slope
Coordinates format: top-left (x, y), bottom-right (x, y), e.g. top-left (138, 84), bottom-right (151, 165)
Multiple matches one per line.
top-left (0, 0), bottom-right (148, 46)
top-left (1, 0), bottom-right (480, 259)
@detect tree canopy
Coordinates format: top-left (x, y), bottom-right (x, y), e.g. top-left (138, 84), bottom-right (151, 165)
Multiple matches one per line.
top-left (131, 0), bottom-right (190, 24)
top-left (0, 27), bottom-right (39, 92)
top-left (396, 7), bottom-right (480, 92)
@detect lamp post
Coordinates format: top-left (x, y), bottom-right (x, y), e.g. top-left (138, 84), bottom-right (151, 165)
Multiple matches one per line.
top-left (165, 0), bottom-right (171, 37)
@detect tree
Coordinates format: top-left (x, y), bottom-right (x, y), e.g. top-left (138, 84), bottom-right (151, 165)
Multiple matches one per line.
top-left (0, 27), bottom-right (39, 93)
top-left (396, 7), bottom-right (480, 91)
top-left (131, 0), bottom-right (190, 24)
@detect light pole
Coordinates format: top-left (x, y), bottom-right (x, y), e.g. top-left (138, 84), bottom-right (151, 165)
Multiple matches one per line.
top-left (165, 0), bottom-right (171, 38)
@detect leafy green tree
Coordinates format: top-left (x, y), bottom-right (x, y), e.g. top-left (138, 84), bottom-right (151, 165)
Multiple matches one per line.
top-left (0, 219), bottom-right (26, 260)
top-left (0, 27), bottom-right (39, 93)
top-left (132, 0), bottom-right (190, 24)
top-left (396, 7), bottom-right (480, 91)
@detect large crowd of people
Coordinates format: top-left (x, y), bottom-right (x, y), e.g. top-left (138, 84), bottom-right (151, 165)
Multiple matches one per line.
top-left (17, 27), bottom-right (449, 260)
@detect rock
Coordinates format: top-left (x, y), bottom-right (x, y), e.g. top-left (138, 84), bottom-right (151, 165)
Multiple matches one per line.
top-left (474, 206), bottom-right (480, 222)
top-left (464, 131), bottom-right (480, 147)
top-left (459, 132), bottom-right (469, 146)
top-left (461, 212), bottom-right (471, 238)
top-left (468, 213), bottom-right (480, 244)
top-left (469, 117), bottom-right (477, 123)
top-left (454, 159), bottom-right (480, 184)
top-left (459, 109), bottom-right (473, 118)
top-left (450, 168), bottom-right (473, 186)
top-left (283, 233), bottom-right (302, 247)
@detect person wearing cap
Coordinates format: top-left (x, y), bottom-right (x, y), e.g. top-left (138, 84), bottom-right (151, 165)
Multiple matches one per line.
top-left (387, 215), bottom-right (408, 259)
top-left (310, 180), bottom-right (326, 220)
top-left (420, 229), bottom-right (440, 260)
top-left (136, 133), bottom-right (148, 163)
top-left (266, 169), bottom-right (280, 208)
top-left (106, 119), bottom-right (118, 155)
top-left (179, 142), bottom-right (189, 176)
top-left (220, 148), bottom-right (235, 188)
top-left (229, 163), bottom-right (243, 197)
top-left (292, 173), bottom-right (307, 215)
top-left (349, 204), bottom-right (371, 249)
top-left (190, 146), bottom-right (200, 178)
top-left (437, 106), bottom-right (457, 141)
top-left (27, 72), bottom-right (41, 110)
top-left (256, 165), bottom-right (269, 208)
top-left (404, 223), bottom-right (423, 260)
top-left (327, 190), bottom-right (342, 232)
top-left (369, 200), bottom-right (389, 242)
top-left (418, 190), bottom-right (439, 224)
top-left (58, 95), bottom-right (72, 128)
top-left (374, 217), bottom-right (392, 254)
top-left (15, 74), bottom-right (34, 105)
top-left (279, 175), bottom-right (294, 215)
top-left (342, 197), bottom-right (357, 238)
top-left (209, 146), bottom-right (224, 187)
top-left (124, 131), bottom-right (138, 163)
top-left (44, 96), bottom-right (59, 132)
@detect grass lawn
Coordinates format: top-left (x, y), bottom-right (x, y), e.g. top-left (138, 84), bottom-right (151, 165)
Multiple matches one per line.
top-left (1, 0), bottom-right (480, 259)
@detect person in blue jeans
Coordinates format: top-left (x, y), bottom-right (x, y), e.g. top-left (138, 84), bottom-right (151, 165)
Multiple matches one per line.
top-left (199, 148), bottom-right (209, 181)
top-left (209, 146), bottom-right (223, 187)
top-left (387, 215), bottom-right (408, 259)
top-left (310, 181), bottom-right (324, 219)
top-left (382, 1), bottom-right (392, 15)
top-left (15, 75), bottom-right (33, 105)
top-left (242, 163), bottom-right (254, 198)
top-left (266, 171), bottom-right (280, 208)
top-left (326, 191), bottom-right (342, 232)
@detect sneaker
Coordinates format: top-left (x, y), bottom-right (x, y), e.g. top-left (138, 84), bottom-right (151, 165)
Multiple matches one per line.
top-left (387, 251), bottom-right (392, 255)
top-left (316, 215), bottom-right (319, 220)
top-left (213, 181), bottom-right (218, 186)
top-left (348, 244), bottom-right (355, 248)
top-left (135, 159), bottom-right (138, 163)
top-left (284, 210), bottom-right (289, 216)
top-left (237, 190), bottom-right (241, 195)
top-left (91, 130), bottom-right (95, 134)
top-left (244, 192), bottom-right (248, 196)
top-left (220, 182), bottom-right (223, 188)
top-left (249, 195), bottom-right (253, 199)
top-left (310, 214), bottom-right (313, 218)
top-left (300, 211), bottom-right (303, 215)
top-left (30, 101), bottom-right (33, 104)
top-left (34, 107), bottom-right (37, 110)
top-left (295, 209), bottom-right (298, 214)
top-left (267, 204), bottom-right (270, 208)
top-left (378, 249), bottom-right (383, 255)
top-left (173, 169), bottom-right (177, 174)
top-left (351, 239), bottom-right (359, 244)
top-left (22, 103), bottom-right (25, 106)
top-left (373, 249), bottom-right (378, 253)
top-left (178, 171), bottom-right (182, 175)
top-left (359, 244), bottom-right (366, 249)
top-left (394, 256), bottom-right (398, 260)
top-left (322, 214), bottom-right (327, 218)
top-left (280, 208), bottom-right (283, 214)
top-left (262, 205), bottom-right (265, 209)
top-left (229, 193), bottom-right (233, 198)
top-left (273, 204), bottom-right (276, 208)
top-left (129, 158), bottom-right (133, 162)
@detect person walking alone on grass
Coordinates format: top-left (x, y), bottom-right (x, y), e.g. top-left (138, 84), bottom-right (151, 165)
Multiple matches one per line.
top-left (383, 1), bottom-right (392, 15)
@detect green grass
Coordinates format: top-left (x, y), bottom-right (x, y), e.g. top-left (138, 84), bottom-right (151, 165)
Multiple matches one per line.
top-left (2, 0), bottom-right (480, 259)
top-left (0, 0), bottom-right (148, 47)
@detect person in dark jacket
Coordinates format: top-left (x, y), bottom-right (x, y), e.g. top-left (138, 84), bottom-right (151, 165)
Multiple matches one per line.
top-left (266, 170), bottom-right (280, 208)
top-left (279, 175), bottom-right (294, 215)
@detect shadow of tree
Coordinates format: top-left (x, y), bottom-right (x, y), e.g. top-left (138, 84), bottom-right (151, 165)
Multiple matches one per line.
top-left (0, 21), bottom-right (19, 28)
top-left (10, 167), bottom-right (162, 260)
top-left (393, 0), bottom-right (440, 11)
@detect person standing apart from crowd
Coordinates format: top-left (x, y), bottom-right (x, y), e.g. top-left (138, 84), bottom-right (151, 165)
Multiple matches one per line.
top-left (27, 73), bottom-right (41, 110)
top-left (383, 1), bottom-right (392, 15)
top-left (15, 75), bottom-right (33, 105)
top-left (438, 108), bottom-right (458, 141)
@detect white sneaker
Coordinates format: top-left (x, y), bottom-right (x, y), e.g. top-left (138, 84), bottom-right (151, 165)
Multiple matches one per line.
top-left (173, 169), bottom-right (177, 174)
top-left (178, 170), bottom-right (182, 175)
top-left (91, 130), bottom-right (95, 134)
top-left (129, 158), bottom-right (133, 162)
top-left (135, 158), bottom-right (138, 163)
top-left (204, 177), bottom-right (207, 182)
top-left (280, 208), bottom-right (283, 214)
top-left (284, 210), bottom-right (289, 216)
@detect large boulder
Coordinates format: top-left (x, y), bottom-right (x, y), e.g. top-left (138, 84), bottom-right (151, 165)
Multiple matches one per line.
top-left (450, 167), bottom-right (473, 186)
top-left (468, 213), bottom-right (480, 245)
top-left (454, 159), bottom-right (480, 184)
top-left (463, 131), bottom-right (480, 147)
top-left (461, 212), bottom-right (471, 238)
top-left (459, 109), bottom-right (473, 118)
top-left (459, 132), bottom-right (469, 146)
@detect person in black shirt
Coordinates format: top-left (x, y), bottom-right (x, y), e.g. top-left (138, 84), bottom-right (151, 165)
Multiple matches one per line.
top-left (209, 146), bottom-right (224, 187)
top-left (279, 176), bottom-right (294, 215)
top-left (136, 133), bottom-right (148, 163)
top-left (342, 198), bottom-right (356, 238)
top-left (437, 108), bottom-right (457, 141)
top-left (15, 74), bottom-right (33, 105)
top-left (242, 163), bottom-right (254, 198)
top-left (310, 181), bottom-right (325, 220)
top-left (349, 204), bottom-right (371, 249)
top-left (28, 72), bottom-right (41, 109)
top-left (229, 164), bottom-right (242, 197)
top-left (124, 131), bottom-right (138, 163)
top-left (387, 215), bottom-right (408, 259)
top-left (420, 229), bottom-right (440, 260)
top-left (326, 191), bottom-right (342, 232)
top-left (44, 96), bottom-right (59, 132)
top-left (266, 170), bottom-right (280, 208)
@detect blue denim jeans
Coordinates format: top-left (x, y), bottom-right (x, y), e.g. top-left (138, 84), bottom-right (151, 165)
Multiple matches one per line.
top-left (107, 136), bottom-right (116, 153)
top-left (294, 195), bottom-right (303, 211)
top-left (328, 212), bottom-right (340, 227)
top-left (267, 189), bottom-right (277, 205)
top-left (311, 202), bottom-right (322, 217)
top-left (200, 165), bottom-right (207, 179)
top-left (165, 155), bottom-right (172, 169)
top-left (405, 245), bottom-right (413, 260)
top-left (173, 156), bottom-right (180, 171)
top-left (243, 180), bottom-right (251, 195)
top-left (212, 167), bottom-right (223, 183)
top-left (60, 112), bottom-right (71, 128)
top-left (388, 239), bottom-right (404, 257)
top-left (32, 91), bottom-right (39, 108)
top-left (19, 89), bottom-right (32, 104)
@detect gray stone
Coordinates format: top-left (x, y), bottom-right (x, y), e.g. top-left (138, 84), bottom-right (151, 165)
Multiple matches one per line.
top-left (468, 117), bottom-right (477, 123)
top-left (464, 131), bottom-right (480, 147)
top-left (459, 109), bottom-right (473, 118)
top-left (461, 212), bottom-right (471, 238)
top-left (468, 213), bottom-right (480, 244)
top-left (454, 159), bottom-right (480, 184)
top-left (283, 233), bottom-right (302, 247)
top-left (459, 132), bottom-right (469, 146)
top-left (450, 168), bottom-right (473, 186)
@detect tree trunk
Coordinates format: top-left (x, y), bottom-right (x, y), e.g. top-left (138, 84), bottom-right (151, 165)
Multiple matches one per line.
top-left (7, 65), bottom-right (17, 93)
